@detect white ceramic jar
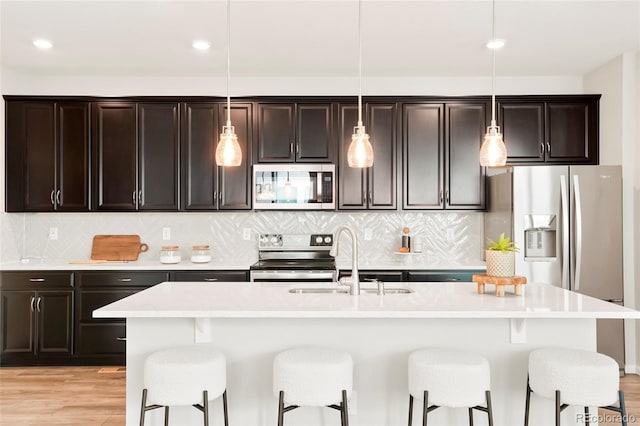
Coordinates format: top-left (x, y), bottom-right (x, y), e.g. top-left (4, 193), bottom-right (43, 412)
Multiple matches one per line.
top-left (159, 246), bottom-right (181, 264)
top-left (191, 245), bottom-right (212, 263)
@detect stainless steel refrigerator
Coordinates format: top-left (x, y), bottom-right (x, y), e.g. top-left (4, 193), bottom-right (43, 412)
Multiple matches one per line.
top-left (485, 165), bottom-right (624, 368)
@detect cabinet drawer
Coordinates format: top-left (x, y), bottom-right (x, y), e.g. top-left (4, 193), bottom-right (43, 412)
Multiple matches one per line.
top-left (406, 270), bottom-right (485, 282)
top-left (78, 289), bottom-right (140, 322)
top-left (339, 270), bottom-right (404, 282)
top-left (77, 271), bottom-right (168, 288)
top-left (76, 323), bottom-right (126, 355)
top-left (171, 271), bottom-right (248, 282)
top-left (0, 272), bottom-right (73, 289)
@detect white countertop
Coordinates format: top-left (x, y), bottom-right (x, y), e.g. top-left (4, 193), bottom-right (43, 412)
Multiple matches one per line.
top-left (93, 281), bottom-right (640, 319)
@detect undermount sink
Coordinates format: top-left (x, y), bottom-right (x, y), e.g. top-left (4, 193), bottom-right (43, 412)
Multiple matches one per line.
top-left (289, 287), bottom-right (414, 295)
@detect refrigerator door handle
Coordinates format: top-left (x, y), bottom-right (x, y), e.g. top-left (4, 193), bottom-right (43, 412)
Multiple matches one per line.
top-left (560, 175), bottom-right (570, 290)
top-left (605, 299), bottom-right (624, 304)
top-left (573, 174), bottom-right (583, 292)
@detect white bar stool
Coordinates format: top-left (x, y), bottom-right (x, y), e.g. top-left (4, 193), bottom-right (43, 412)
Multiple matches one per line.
top-left (525, 347), bottom-right (627, 426)
top-left (273, 347), bottom-right (353, 426)
top-left (408, 348), bottom-right (494, 426)
top-left (140, 345), bottom-right (229, 426)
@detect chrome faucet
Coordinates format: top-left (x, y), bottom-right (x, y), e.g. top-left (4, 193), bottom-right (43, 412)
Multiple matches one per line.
top-left (330, 225), bottom-right (360, 295)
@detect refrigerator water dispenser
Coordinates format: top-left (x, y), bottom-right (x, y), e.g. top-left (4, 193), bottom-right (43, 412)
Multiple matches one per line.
top-left (524, 215), bottom-right (556, 259)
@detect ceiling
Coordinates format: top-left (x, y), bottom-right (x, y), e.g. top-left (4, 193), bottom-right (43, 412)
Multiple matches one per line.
top-left (1, 0), bottom-right (639, 78)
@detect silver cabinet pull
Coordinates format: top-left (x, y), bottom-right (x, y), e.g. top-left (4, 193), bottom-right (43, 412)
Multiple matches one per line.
top-left (56, 190), bottom-right (61, 205)
top-left (204, 278), bottom-right (218, 282)
top-left (36, 297), bottom-right (42, 313)
top-left (50, 190), bottom-right (55, 206)
top-left (290, 143), bottom-right (294, 154)
top-left (138, 190), bottom-right (142, 204)
top-left (132, 191), bottom-right (137, 205)
top-left (539, 142), bottom-right (544, 156)
top-left (116, 337), bottom-right (127, 341)
top-left (439, 190), bottom-right (443, 204)
top-left (445, 278), bottom-right (461, 282)
top-left (219, 192), bottom-right (222, 202)
top-left (30, 296), bottom-right (35, 312)
top-left (213, 191), bottom-right (217, 203)
top-left (29, 278), bottom-right (45, 282)
top-left (368, 191), bottom-right (372, 205)
top-left (296, 144), bottom-right (299, 154)
top-left (445, 189), bottom-right (450, 204)
top-left (546, 142), bottom-right (551, 153)
top-left (117, 278), bottom-right (132, 282)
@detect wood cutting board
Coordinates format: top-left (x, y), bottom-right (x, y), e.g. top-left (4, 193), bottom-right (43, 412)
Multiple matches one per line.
top-left (91, 235), bottom-right (149, 261)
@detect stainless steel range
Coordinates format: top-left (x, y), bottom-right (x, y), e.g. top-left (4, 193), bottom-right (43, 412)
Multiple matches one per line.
top-left (249, 233), bottom-right (337, 282)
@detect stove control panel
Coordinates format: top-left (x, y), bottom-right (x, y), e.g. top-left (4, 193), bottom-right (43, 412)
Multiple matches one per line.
top-left (310, 234), bottom-right (333, 246)
top-left (258, 234), bottom-right (283, 249)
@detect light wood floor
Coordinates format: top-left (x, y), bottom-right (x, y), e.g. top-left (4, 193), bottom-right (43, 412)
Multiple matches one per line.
top-left (1, 366), bottom-right (640, 425)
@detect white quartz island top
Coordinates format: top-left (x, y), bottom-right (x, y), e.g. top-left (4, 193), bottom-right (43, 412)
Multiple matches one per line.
top-left (94, 281), bottom-right (640, 319)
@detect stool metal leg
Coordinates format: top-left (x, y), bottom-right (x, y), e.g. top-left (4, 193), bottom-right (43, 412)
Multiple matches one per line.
top-left (408, 395), bottom-right (414, 426)
top-left (620, 390), bottom-right (628, 426)
top-left (584, 406), bottom-right (589, 426)
top-left (164, 406), bottom-right (169, 426)
top-left (555, 390), bottom-right (561, 426)
top-left (468, 407), bottom-right (474, 426)
top-left (203, 390), bottom-right (209, 426)
top-left (342, 389), bottom-right (349, 426)
top-left (486, 390), bottom-right (494, 426)
top-left (223, 390), bottom-right (229, 426)
top-left (277, 390), bottom-right (285, 426)
top-left (140, 389), bottom-right (148, 426)
top-left (422, 391), bottom-right (428, 426)
top-left (524, 376), bottom-right (531, 426)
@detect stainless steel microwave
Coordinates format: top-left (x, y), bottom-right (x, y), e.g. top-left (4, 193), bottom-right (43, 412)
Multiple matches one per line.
top-left (253, 164), bottom-right (335, 210)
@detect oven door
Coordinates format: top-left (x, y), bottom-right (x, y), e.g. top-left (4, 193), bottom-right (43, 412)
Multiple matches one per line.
top-left (250, 269), bottom-right (336, 283)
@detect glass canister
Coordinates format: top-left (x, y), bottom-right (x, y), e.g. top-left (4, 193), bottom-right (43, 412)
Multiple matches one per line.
top-left (191, 245), bottom-right (211, 263)
top-left (159, 246), bottom-right (181, 264)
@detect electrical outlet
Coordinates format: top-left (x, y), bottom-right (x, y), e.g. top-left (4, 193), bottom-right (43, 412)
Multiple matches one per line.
top-left (48, 227), bottom-right (58, 240)
top-left (162, 227), bottom-right (171, 241)
top-left (446, 228), bottom-right (455, 241)
top-left (242, 228), bottom-right (251, 240)
top-left (348, 390), bottom-right (357, 414)
top-left (364, 229), bottom-right (373, 241)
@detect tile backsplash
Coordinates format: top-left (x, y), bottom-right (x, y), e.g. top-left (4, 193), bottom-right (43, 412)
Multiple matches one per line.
top-left (0, 211), bottom-right (483, 266)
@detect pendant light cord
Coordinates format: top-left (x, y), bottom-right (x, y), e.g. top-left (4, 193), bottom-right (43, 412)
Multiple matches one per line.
top-left (226, 0), bottom-right (231, 127)
top-left (357, 0), bottom-right (363, 126)
top-left (490, 0), bottom-right (496, 126)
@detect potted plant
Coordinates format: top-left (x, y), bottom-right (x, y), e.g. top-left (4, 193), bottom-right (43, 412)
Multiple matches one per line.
top-left (485, 233), bottom-right (519, 277)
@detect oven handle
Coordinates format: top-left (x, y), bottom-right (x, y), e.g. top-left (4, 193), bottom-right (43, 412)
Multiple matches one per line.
top-left (250, 270), bottom-right (336, 282)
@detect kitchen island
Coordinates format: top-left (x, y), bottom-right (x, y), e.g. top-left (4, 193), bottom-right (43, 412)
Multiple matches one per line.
top-left (94, 281), bottom-right (640, 426)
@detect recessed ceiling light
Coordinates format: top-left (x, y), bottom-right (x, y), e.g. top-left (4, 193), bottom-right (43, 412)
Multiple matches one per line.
top-left (192, 40), bottom-right (210, 51)
top-left (33, 38), bottom-right (53, 49)
top-left (486, 39), bottom-right (505, 49)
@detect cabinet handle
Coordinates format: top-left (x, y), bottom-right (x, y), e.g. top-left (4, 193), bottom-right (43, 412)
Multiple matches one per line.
top-left (213, 191), bottom-right (217, 203)
top-left (219, 192), bottom-right (222, 202)
top-left (36, 297), bottom-right (42, 313)
top-left (445, 278), bottom-right (461, 282)
top-left (540, 142), bottom-right (544, 156)
top-left (138, 190), bottom-right (142, 204)
top-left (117, 278), bottom-right (132, 282)
top-left (204, 278), bottom-right (218, 282)
top-left (368, 191), bottom-right (372, 205)
top-left (132, 191), bottom-right (137, 205)
top-left (290, 143), bottom-right (294, 154)
top-left (30, 296), bottom-right (35, 312)
top-left (29, 278), bottom-right (45, 282)
top-left (445, 189), bottom-right (450, 204)
top-left (439, 190), bottom-right (443, 204)
top-left (296, 144), bottom-right (299, 154)
top-left (50, 190), bottom-right (55, 206)
top-left (546, 142), bottom-right (551, 154)
top-left (56, 190), bottom-right (61, 206)
top-left (116, 337), bottom-right (127, 341)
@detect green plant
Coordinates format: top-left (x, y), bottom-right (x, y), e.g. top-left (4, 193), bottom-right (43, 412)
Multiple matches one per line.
top-left (486, 233), bottom-right (519, 252)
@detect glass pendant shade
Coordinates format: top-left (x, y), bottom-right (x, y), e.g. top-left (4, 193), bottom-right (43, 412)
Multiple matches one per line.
top-left (215, 124), bottom-right (242, 167)
top-left (348, 125), bottom-right (374, 168)
top-left (479, 124), bottom-right (507, 167)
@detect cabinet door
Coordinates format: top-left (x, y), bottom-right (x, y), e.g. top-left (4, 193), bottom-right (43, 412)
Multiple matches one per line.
top-left (36, 290), bottom-right (73, 354)
top-left (218, 103), bottom-right (253, 210)
top-left (5, 102), bottom-right (56, 212)
top-left (181, 103), bottom-right (218, 210)
top-left (93, 102), bottom-right (137, 210)
top-left (0, 291), bottom-right (35, 356)
top-left (337, 104), bottom-right (367, 209)
top-left (138, 103), bottom-right (179, 210)
top-left (446, 103), bottom-right (487, 210)
top-left (367, 103), bottom-right (397, 209)
top-left (256, 103), bottom-right (295, 162)
top-left (402, 103), bottom-right (444, 209)
top-left (56, 102), bottom-right (90, 211)
top-left (296, 103), bottom-right (335, 162)
top-left (498, 102), bottom-right (545, 164)
top-left (546, 101), bottom-right (597, 164)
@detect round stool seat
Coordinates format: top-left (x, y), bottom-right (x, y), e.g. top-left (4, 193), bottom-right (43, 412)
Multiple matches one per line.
top-left (528, 348), bottom-right (619, 406)
top-left (273, 347), bottom-right (353, 407)
top-left (408, 348), bottom-right (490, 407)
top-left (144, 345), bottom-right (226, 406)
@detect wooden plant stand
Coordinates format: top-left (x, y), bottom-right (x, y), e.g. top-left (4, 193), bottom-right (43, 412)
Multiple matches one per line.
top-left (472, 274), bottom-right (527, 297)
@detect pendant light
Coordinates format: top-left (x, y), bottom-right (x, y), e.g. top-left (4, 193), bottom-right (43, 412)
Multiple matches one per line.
top-left (479, 0), bottom-right (507, 167)
top-left (215, 0), bottom-right (242, 167)
top-left (347, 0), bottom-right (374, 168)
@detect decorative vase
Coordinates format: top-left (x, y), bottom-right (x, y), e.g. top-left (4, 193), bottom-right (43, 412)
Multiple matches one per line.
top-left (485, 250), bottom-right (515, 277)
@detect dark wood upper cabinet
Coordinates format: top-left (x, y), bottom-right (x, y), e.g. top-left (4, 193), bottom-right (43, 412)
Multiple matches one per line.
top-left (181, 102), bottom-right (253, 210)
top-left (296, 103), bottom-right (335, 162)
top-left (5, 100), bottom-right (89, 212)
top-left (257, 103), bottom-right (295, 162)
top-left (338, 103), bottom-right (397, 210)
top-left (138, 103), bottom-right (179, 210)
top-left (92, 102), bottom-right (137, 211)
top-left (498, 96), bottom-right (599, 165)
top-left (446, 102), bottom-right (487, 210)
top-left (402, 103), bottom-right (444, 209)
